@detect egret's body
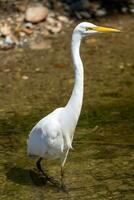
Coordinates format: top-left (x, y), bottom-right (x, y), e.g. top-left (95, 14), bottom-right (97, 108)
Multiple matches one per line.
top-left (27, 22), bottom-right (119, 186)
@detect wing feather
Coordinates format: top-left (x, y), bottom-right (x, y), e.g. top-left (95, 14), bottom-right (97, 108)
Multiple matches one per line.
top-left (27, 118), bottom-right (64, 158)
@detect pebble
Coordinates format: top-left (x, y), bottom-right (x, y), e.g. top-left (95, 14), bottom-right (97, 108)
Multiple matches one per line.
top-left (130, 8), bottom-right (134, 13)
top-left (19, 32), bottom-right (26, 37)
top-left (95, 9), bottom-right (107, 17)
top-left (35, 68), bottom-right (40, 72)
top-left (7, 17), bottom-right (14, 24)
top-left (46, 17), bottom-right (56, 25)
top-left (47, 12), bottom-right (56, 18)
top-left (57, 16), bottom-right (69, 23)
top-left (0, 23), bottom-right (11, 36)
top-left (45, 16), bottom-right (63, 33)
top-left (25, 4), bottom-right (48, 23)
top-left (16, 14), bottom-right (25, 23)
top-left (0, 40), bottom-right (3, 45)
top-left (22, 75), bottom-right (29, 80)
top-left (4, 36), bottom-right (14, 45)
top-left (41, 29), bottom-right (50, 37)
top-left (21, 28), bottom-right (33, 35)
top-left (79, 11), bottom-right (91, 19)
top-left (119, 63), bottom-right (125, 70)
top-left (24, 22), bottom-right (33, 29)
top-left (45, 21), bottom-right (62, 34)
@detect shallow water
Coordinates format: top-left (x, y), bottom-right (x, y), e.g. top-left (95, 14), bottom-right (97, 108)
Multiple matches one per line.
top-left (0, 15), bottom-right (134, 199)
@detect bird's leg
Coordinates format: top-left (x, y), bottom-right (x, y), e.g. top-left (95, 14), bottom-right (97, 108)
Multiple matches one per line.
top-left (60, 165), bottom-right (68, 192)
top-left (36, 157), bottom-right (60, 186)
top-left (60, 149), bottom-right (70, 191)
top-left (36, 157), bottom-right (48, 178)
top-left (60, 166), bottom-right (64, 186)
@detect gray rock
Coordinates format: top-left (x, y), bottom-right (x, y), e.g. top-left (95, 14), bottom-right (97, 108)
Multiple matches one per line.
top-left (79, 11), bottom-right (91, 19)
top-left (70, 0), bottom-right (90, 11)
top-left (95, 9), bottom-right (107, 17)
top-left (130, 8), bottom-right (134, 13)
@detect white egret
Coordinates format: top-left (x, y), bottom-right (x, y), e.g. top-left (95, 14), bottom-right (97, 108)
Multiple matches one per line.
top-left (27, 22), bottom-right (119, 187)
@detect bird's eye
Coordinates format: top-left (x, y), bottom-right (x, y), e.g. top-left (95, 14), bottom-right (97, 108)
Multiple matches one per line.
top-left (85, 27), bottom-right (93, 31)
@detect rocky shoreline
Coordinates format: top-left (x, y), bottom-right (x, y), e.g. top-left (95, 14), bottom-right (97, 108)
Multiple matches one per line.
top-left (0, 0), bottom-right (133, 50)
top-left (0, 2), bottom-right (72, 50)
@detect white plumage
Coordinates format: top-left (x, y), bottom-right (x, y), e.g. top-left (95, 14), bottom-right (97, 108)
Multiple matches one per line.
top-left (27, 22), bottom-right (119, 186)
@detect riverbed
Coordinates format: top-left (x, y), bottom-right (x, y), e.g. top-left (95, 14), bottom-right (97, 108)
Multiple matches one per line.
top-left (0, 15), bottom-right (134, 200)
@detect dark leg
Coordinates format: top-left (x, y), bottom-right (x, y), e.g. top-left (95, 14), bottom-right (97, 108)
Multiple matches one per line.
top-left (36, 157), bottom-right (56, 184)
top-left (60, 166), bottom-right (64, 186)
top-left (36, 157), bottom-right (48, 177)
top-left (36, 157), bottom-right (66, 190)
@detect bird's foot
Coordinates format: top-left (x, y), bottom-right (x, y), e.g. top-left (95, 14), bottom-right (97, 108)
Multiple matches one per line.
top-left (47, 176), bottom-right (60, 187)
top-left (33, 166), bottom-right (68, 192)
top-left (29, 169), bottom-right (48, 186)
top-left (44, 175), bottom-right (68, 192)
top-left (60, 181), bottom-right (68, 193)
top-left (36, 170), bottom-right (59, 187)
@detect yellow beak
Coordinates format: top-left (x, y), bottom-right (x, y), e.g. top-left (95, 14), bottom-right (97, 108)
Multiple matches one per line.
top-left (92, 26), bottom-right (120, 33)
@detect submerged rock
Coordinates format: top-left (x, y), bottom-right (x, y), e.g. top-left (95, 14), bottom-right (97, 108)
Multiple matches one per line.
top-left (25, 4), bottom-right (48, 23)
top-left (29, 40), bottom-right (51, 50)
top-left (22, 75), bottom-right (29, 80)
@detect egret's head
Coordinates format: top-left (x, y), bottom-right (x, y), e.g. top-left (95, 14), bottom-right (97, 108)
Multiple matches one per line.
top-left (74, 22), bottom-right (120, 38)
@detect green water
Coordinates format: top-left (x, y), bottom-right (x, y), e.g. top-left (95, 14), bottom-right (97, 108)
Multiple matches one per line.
top-left (0, 102), bottom-right (134, 199)
top-left (0, 15), bottom-right (134, 199)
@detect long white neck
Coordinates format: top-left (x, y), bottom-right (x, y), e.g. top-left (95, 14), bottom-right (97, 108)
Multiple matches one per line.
top-left (65, 31), bottom-right (83, 122)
